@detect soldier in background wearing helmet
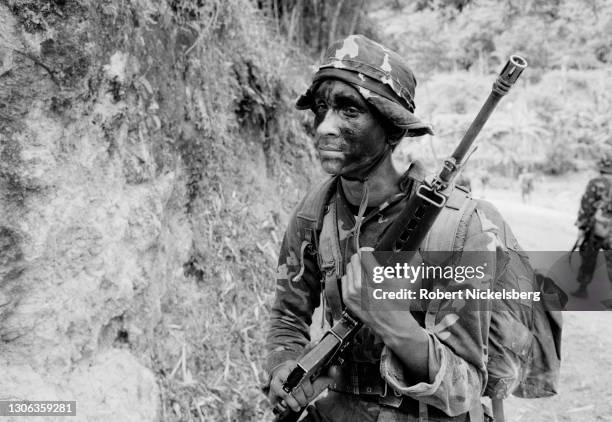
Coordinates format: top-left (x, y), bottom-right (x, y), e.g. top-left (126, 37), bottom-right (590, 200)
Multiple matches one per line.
top-left (572, 153), bottom-right (612, 298)
top-left (264, 35), bottom-right (531, 421)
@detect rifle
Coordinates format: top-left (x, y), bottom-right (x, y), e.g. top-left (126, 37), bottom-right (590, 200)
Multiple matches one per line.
top-left (273, 55), bottom-right (527, 422)
top-left (568, 228), bottom-right (588, 269)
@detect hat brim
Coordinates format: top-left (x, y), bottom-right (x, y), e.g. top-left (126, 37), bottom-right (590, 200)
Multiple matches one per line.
top-left (296, 80), bottom-right (433, 137)
top-left (361, 90), bottom-right (434, 137)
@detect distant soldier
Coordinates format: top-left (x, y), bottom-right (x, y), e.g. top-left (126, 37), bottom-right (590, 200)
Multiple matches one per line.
top-left (479, 172), bottom-right (490, 196)
top-left (519, 170), bottom-right (535, 203)
top-left (573, 154), bottom-right (612, 298)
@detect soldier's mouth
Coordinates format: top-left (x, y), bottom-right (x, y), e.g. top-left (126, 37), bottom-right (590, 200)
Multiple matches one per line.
top-left (318, 145), bottom-right (343, 152)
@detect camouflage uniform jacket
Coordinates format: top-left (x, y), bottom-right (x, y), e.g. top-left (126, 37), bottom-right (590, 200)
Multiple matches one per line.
top-left (576, 175), bottom-right (612, 231)
top-left (266, 174), bottom-right (524, 418)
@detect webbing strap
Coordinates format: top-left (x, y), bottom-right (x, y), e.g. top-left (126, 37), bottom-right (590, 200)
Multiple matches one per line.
top-left (492, 398), bottom-right (504, 422)
top-left (321, 199), bottom-right (344, 322)
top-left (418, 401), bottom-right (428, 422)
top-left (422, 188), bottom-right (477, 264)
top-left (296, 177), bottom-right (337, 232)
top-left (422, 189), bottom-right (476, 332)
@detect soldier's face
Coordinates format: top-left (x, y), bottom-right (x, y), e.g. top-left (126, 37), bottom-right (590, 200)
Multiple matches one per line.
top-left (312, 80), bottom-right (387, 177)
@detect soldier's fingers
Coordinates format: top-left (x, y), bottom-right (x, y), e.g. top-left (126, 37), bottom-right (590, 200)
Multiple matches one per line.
top-left (268, 376), bottom-right (287, 404)
top-left (311, 375), bottom-right (333, 398)
top-left (274, 400), bottom-right (288, 416)
top-left (283, 392), bottom-right (302, 413)
top-left (299, 377), bottom-right (315, 400)
top-left (327, 365), bottom-right (341, 379)
top-left (268, 365), bottom-right (294, 402)
top-left (290, 384), bottom-right (309, 406)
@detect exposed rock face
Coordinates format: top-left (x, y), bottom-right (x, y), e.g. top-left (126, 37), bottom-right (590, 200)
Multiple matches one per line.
top-left (0, 1), bottom-right (314, 420)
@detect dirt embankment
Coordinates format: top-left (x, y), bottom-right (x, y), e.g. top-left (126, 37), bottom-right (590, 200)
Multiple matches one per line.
top-left (0, 1), bottom-right (315, 420)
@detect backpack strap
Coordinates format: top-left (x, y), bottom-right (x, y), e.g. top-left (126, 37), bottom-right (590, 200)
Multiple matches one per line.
top-left (295, 176), bottom-right (338, 250)
top-left (419, 187), bottom-right (477, 343)
top-left (401, 161), bottom-right (476, 261)
top-left (492, 398), bottom-right (505, 422)
top-left (320, 198), bottom-right (345, 322)
top-left (293, 176), bottom-right (338, 326)
top-left (422, 187), bottom-right (477, 262)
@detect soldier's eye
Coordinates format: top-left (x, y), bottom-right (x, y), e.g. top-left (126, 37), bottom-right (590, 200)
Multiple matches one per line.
top-left (342, 106), bottom-right (360, 118)
top-left (313, 102), bottom-right (328, 115)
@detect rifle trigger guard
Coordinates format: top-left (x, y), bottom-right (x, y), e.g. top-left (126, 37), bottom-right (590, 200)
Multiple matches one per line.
top-left (417, 184), bottom-right (447, 208)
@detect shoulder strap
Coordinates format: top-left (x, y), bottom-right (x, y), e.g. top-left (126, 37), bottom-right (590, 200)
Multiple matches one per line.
top-left (603, 176), bottom-right (612, 204)
top-left (295, 176), bottom-right (337, 247)
top-left (423, 188), bottom-right (476, 258)
top-left (399, 162), bottom-right (477, 261)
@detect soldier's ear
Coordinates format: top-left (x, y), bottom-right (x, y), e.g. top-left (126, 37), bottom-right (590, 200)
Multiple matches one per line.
top-left (387, 126), bottom-right (406, 150)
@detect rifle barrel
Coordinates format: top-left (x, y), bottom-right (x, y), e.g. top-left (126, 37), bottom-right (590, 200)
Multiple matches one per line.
top-left (450, 55), bottom-right (527, 167)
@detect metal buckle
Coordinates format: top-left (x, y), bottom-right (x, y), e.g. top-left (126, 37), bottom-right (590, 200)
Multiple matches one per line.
top-left (417, 184), bottom-right (447, 208)
top-left (379, 381), bottom-right (388, 398)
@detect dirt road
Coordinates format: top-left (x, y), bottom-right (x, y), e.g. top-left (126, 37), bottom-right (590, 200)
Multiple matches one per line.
top-left (488, 196), bottom-right (612, 421)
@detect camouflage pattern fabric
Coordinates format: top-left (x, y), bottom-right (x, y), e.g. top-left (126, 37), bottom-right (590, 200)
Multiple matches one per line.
top-left (576, 175), bottom-right (612, 231)
top-left (266, 172), bottom-right (535, 420)
top-left (299, 391), bottom-right (493, 422)
top-left (597, 154), bottom-right (612, 174)
top-left (577, 235), bottom-right (612, 286)
top-left (575, 174), bottom-right (612, 287)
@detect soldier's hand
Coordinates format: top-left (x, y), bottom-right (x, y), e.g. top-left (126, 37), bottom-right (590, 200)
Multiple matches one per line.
top-left (268, 360), bottom-right (332, 413)
top-left (341, 249), bottom-right (424, 340)
top-left (341, 247), bottom-right (385, 322)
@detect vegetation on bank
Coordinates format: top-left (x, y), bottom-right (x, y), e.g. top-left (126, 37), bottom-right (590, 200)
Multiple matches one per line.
top-left (3, 0), bottom-right (317, 420)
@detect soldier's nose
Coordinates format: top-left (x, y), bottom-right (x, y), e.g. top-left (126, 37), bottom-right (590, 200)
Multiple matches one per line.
top-left (316, 110), bottom-right (341, 138)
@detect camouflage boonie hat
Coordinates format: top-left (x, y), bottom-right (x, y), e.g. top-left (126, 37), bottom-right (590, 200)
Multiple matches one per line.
top-left (297, 34), bottom-right (433, 137)
top-left (598, 153), bottom-right (612, 174)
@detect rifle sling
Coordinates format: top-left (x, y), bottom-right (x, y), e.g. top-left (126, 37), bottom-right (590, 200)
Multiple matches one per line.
top-left (321, 195), bottom-right (345, 322)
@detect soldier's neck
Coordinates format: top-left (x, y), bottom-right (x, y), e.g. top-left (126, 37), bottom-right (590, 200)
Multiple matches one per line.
top-left (340, 155), bottom-right (401, 207)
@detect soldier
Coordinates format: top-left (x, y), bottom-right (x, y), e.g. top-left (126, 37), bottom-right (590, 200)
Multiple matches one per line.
top-left (479, 172), bottom-right (490, 196)
top-left (572, 154), bottom-right (612, 298)
top-left (265, 35), bottom-right (534, 421)
top-left (518, 169), bottom-right (535, 203)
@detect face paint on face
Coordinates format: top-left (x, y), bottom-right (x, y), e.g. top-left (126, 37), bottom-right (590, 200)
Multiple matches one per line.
top-left (312, 80), bottom-right (388, 177)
